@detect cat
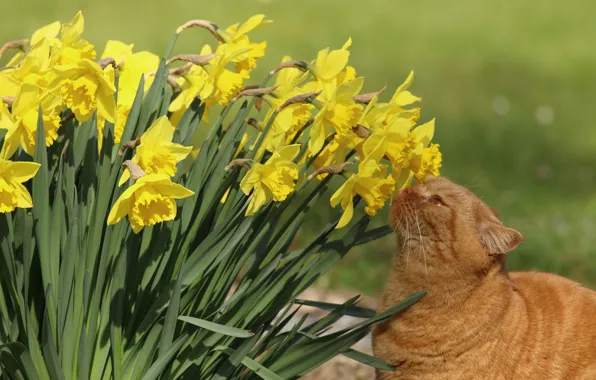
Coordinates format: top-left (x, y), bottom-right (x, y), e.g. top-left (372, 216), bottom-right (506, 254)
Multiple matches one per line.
top-left (372, 176), bottom-right (596, 380)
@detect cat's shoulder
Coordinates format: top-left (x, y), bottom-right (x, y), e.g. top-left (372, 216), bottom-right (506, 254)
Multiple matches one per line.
top-left (509, 270), bottom-right (595, 297)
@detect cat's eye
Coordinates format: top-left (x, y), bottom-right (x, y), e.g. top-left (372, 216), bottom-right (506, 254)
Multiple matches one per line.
top-left (428, 195), bottom-right (446, 207)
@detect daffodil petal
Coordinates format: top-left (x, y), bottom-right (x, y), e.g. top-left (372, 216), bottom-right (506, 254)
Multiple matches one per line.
top-left (152, 180), bottom-right (195, 199)
top-left (336, 197), bottom-right (354, 229)
top-left (5, 161), bottom-right (40, 182)
top-left (13, 182), bottom-right (33, 208)
top-left (30, 21), bottom-right (61, 45)
top-left (412, 118), bottom-right (435, 148)
top-left (167, 144), bottom-right (193, 162)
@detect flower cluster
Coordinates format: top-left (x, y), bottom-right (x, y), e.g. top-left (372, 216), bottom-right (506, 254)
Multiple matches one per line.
top-left (0, 11), bottom-right (442, 231)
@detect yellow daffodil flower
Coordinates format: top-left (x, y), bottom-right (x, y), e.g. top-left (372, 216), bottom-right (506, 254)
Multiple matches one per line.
top-left (218, 14), bottom-right (272, 75)
top-left (411, 143), bottom-right (442, 183)
top-left (30, 21), bottom-right (61, 46)
top-left (306, 38), bottom-right (352, 96)
top-left (0, 158), bottom-right (41, 213)
top-left (169, 44), bottom-right (250, 117)
top-left (330, 137), bottom-right (395, 228)
top-left (311, 132), bottom-right (363, 180)
top-left (0, 20), bottom-right (60, 69)
top-left (51, 11), bottom-right (96, 66)
top-left (0, 38), bottom-right (56, 98)
top-left (50, 59), bottom-right (116, 124)
top-left (308, 77), bottom-right (364, 154)
top-left (118, 116), bottom-right (192, 186)
top-left (107, 172), bottom-right (194, 233)
top-left (383, 71), bottom-right (421, 125)
top-left (97, 40), bottom-right (159, 145)
top-left (389, 70), bottom-right (421, 108)
top-left (363, 117), bottom-right (436, 189)
top-left (254, 56), bottom-right (312, 154)
top-left (240, 144), bottom-right (301, 216)
top-left (0, 83), bottom-right (62, 159)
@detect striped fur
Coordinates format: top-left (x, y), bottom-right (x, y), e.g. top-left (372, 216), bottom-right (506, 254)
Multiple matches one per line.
top-left (373, 177), bottom-right (596, 379)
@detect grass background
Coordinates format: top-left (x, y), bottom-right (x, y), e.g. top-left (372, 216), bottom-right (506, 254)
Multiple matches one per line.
top-left (2, 0), bottom-right (596, 296)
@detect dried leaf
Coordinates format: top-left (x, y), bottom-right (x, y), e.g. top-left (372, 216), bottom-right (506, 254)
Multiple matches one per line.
top-left (255, 97), bottom-right (263, 111)
top-left (169, 63), bottom-right (193, 76)
top-left (352, 124), bottom-right (371, 138)
top-left (0, 96), bottom-right (15, 106)
top-left (119, 135), bottom-right (141, 156)
top-left (176, 19), bottom-right (224, 42)
top-left (167, 76), bottom-right (180, 89)
top-left (167, 53), bottom-right (217, 67)
top-left (225, 158), bottom-right (254, 171)
top-left (308, 162), bottom-right (353, 180)
top-left (353, 85), bottom-right (387, 104)
top-left (269, 59), bottom-right (309, 75)
top-left (0, 39), bottom-right (28, 57)
top-left (122, 160), bottom-right (146, 181)
top-left (275, 91), bottom-right (321, 112)
top-left (233, 85), bottom-right (279, 101)
top-left (246, 118), bottom-right (262, 131)
top-left (97, 57), bottom-right (117, 69)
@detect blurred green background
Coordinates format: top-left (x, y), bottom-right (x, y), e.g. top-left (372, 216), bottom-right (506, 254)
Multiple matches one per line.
top-left (3, 0), bottom-right (596, 296)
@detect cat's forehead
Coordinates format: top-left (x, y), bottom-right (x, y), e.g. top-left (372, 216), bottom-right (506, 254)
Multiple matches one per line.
top-left (422, 176), bottom-right (468, 194)
top-left (423, 177), bottom-right (490, 211)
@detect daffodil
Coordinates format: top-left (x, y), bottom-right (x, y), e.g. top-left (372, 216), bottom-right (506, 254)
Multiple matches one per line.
top-left (240, 144), bottom-right (301, 216)
top-left (218, 14), bottom-right (271, 75)
top-left (0, 20), bottom-right (60, 69)
top-left (97, 40), bottom-right (159, 145)
top-left (362, 117), bottom-right (435, 189)
top-left (107, 172), bottom-right (194, 233)
top-left (0, 38), bottom-right (55, 98)
top-left (357, 95), bottom-right (392, 130)
top-left (308, 77), bottom-right (364, 154)
top-left (254, 56), bottom-right (312, 153)
top-left (51, 11), bottom-right (96, 66)
top-left (0, 83), bottom-right (62, 159)
top-left (384, 71), bottom-right (421, 125)
top-left (0, 158), bottom-right (40, 213)
top-left (50, 58), bottom-right (116, 123)
top-left (330, 137), bottom-right (395, 228)
top-left (100, 40), bottom-right (159, 97)
top-left (169, 44), bottom-right (249, 116)
top-left (30, 21), bottom-right (61, 46)
top-left (411, 143), bottom-right (442, 183)
top-left (311, 133), bottom-right (363, 181)
top-left (389, 71), bottom-right (421, 108)
top-left (118, 116), bottom-right (192, 186)
top-left (306, 38), bottom-right (352, 96)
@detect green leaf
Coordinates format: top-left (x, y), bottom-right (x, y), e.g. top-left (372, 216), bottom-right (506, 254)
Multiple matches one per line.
top-left (158, 262), bottom-right (183, 356)
top-left (141, 333), bottom-right (189, 380)
top-left (214, 346), bottom-right (284, 380)
top-left (32, 106), bottom-right (53, 302)
top-left (178, 316), bottom-right (254, 338)
top-left (293, 299), bottom-right (376, 318)
top-left (341, 348), bottom-right (395, 371)
top-left (42, 287), bottom-right (65, 380)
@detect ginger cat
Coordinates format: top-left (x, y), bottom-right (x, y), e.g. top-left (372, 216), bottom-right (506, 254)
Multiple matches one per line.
top-left (373, 176), bottom-right (596, 380)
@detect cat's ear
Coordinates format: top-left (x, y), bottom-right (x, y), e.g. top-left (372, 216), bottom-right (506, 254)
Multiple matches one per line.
top-left (479, 221), bottom-right (523, 255)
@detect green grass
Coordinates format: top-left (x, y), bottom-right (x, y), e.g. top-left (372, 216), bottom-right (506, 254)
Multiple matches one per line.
top-left (3, 0), bottom-right (596, 296)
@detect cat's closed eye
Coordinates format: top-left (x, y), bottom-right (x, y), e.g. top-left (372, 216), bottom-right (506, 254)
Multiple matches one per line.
top-left (428, 195), bottom-right (446, 207)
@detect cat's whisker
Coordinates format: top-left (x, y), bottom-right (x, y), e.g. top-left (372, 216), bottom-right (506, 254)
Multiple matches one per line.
top-left (415, 209), bottom-right (428, 280)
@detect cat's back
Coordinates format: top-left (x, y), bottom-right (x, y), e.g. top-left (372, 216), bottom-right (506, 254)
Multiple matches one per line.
top-left (503, 271), bottom-right (596, 378)
top-left (509, 270), bottom-right (596, 307)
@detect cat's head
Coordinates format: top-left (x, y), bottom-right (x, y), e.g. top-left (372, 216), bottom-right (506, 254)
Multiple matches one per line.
top-left (390, 176), bottom-right (523, 268)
